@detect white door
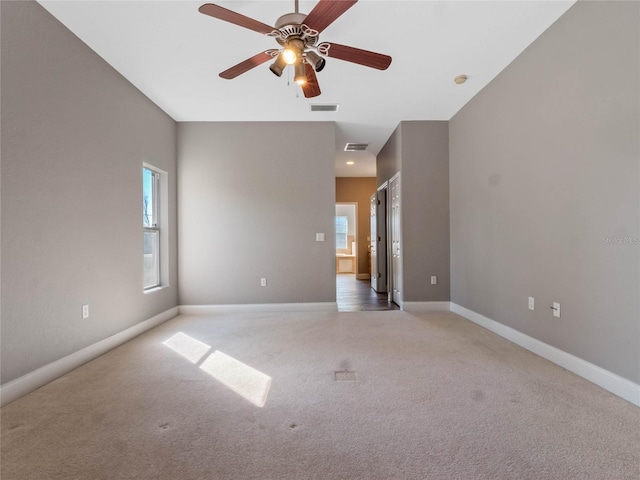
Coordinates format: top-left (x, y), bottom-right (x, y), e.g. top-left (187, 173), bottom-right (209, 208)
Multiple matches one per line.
top-left (390, 174), bottom-right (401, 305)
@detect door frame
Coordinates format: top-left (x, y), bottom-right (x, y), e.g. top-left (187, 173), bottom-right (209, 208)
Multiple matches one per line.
top-left (372, 182), bottom-right (389, 293)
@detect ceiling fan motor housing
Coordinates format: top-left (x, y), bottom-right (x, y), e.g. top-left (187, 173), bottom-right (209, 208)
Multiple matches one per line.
top-left (274, 12), bottom-right (319, 48)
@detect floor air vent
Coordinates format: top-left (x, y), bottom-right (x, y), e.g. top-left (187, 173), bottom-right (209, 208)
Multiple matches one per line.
top-left (344, 143), bottom-right (368, 152)
top-left (334, 370), bottom-right (357, 381)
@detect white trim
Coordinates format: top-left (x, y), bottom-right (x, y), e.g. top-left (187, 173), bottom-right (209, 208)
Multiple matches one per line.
top-left (356, 274), bottom-right (370, 280)
top-left (450, 303), bottom-right (640, 407)
top-left (403, 301), bottom-right (452, 312)
top-left (179, 303), bottom-right (338, 315)
top-left (0, 307), bottom-right (179, 407)
top-left (143, 285), bottom-right (170, 295)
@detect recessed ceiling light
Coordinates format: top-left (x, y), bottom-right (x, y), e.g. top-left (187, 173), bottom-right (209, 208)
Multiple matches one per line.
top-left (346, 161), bottom-right (355, 165)
top-left (454, 75), bottom-right (468, 85)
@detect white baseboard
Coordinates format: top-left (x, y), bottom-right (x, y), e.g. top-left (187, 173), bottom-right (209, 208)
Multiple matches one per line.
top-left (0, 307), bottom-right (179, 407)
top-left (6, 302), bottom-right (635, 408)
top-left (450, 303), bottom-right (640, 407)
top-left (403, 301), bottom-right (452, 312)
top-left (356, 274), bottom-right (371, 280)
top-left (179, 302), bottom-right (338, 315)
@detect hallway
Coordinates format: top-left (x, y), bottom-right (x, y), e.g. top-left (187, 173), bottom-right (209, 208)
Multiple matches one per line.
top-left (336, 274), bottom-right (400, 312)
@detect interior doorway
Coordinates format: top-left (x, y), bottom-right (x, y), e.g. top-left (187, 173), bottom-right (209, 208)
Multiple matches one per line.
top-left (335, 203), bottom-right (357, 274)
top-left (335, 200), bottom-right (398, 312)
top-left (370, 185), bottom-right (388, 294)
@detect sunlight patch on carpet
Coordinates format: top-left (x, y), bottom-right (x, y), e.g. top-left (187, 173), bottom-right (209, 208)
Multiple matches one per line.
top-left (163, 332), bottom-right (211, 364)
top-left (200, 351), bottom-right (272, 407)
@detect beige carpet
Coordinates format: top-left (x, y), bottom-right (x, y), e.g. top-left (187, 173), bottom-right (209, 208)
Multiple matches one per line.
top-left (2, 311), bottom-right (639, 479)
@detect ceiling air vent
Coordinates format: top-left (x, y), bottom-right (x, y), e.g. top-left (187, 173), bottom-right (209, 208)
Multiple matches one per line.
top-left (310, 104), bottom-right (340, 112)
top-left (344, 143), bottom-right (368, 152)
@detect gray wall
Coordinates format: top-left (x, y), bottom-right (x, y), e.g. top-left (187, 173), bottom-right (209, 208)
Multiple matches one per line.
top-left (376, 124), bottom-right (402, 189)
top-left (1, 1), bottom-right (178, 384)
top-left (401, 122), bottom-right (450, 302)
top-left (450, 0), bottom-right (639, 382)
top-left (177, 122), bottom-right (336, 305)
top-left (377, 122), bottom-right (451, 303)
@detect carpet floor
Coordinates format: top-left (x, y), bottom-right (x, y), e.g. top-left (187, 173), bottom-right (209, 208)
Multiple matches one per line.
top-left (1, 310), bottom-right (639, 479)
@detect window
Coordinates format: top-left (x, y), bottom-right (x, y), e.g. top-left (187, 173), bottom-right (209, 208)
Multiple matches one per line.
top-left (335, 216), bottom-right (348, 249)
top-left (143, 167), bottom-right (160, 289)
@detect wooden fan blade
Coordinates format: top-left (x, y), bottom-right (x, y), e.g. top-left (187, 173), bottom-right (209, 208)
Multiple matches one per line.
top-left (219, 51), bottom-right (275, 79)
top-left (303, 0), bottom-right (358, 34)
top-left (199, 3), bottom-right (277, 36)
top-left (319, 42), bottom-right (392, 70)
top-left (301, 63), bottom-right (321, 98)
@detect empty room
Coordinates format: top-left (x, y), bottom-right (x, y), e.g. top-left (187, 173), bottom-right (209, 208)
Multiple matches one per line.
top-left (1, 1), bottom-right (639, 479)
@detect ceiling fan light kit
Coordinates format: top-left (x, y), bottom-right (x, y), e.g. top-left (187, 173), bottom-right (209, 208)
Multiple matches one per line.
top-left (305, 51), bottom-right (326, 72)
top-left (282, 38), bottom-right (304, 65)
top-left (198, 0), bottom-right (392, 98)
top-left (294, 61), bottom-right (307, 85)
top-left (269, 54), bottom-right (287, 77)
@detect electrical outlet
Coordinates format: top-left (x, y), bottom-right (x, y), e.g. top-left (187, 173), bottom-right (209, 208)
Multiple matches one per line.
top-left (528, 297), bottom-right (535, 310)
top-left (82, 304), bottom-right (89, 319)
top-left (260, 278), bottom-right (267, 287)
top-left (430, 276), bottom-right (437, 285)
top-left (316, 233), bottom-right (325, 242)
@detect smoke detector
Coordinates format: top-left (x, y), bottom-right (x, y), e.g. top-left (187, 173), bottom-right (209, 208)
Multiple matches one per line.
top-left (454, 75), bottom-right (468, 85)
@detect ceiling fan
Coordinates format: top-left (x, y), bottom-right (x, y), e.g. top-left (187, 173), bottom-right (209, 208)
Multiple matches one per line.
top-left (198, 0), bottom-right (392, 98)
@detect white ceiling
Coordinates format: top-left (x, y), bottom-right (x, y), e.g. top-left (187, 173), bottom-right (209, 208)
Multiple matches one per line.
top-left (39, 0), bottom-right (575, 177)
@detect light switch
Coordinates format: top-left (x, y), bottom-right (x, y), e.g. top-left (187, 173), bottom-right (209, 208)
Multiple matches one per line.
top-left (316, 233), bottom-right (325, 242)
top-left (552, 302), bottom-right (561, 318)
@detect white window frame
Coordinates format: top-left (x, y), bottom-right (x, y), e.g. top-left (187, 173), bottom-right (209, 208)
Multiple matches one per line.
top-left (143, 164), bottom-right (168, 291)
top-left (335, 215), bottom-right (348, 250)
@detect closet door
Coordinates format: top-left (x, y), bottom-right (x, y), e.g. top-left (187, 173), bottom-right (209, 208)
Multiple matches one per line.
top-left (390, 174), bottom-right (401, 305)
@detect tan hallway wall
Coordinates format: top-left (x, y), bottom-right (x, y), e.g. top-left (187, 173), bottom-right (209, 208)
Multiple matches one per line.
top-left (336, 177), bottom-right (377, 278)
